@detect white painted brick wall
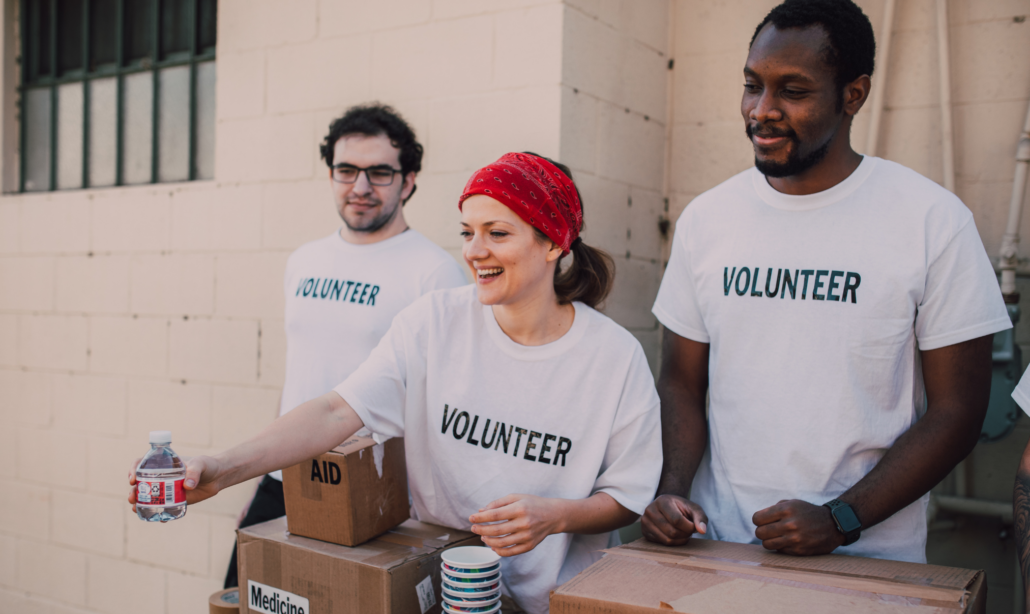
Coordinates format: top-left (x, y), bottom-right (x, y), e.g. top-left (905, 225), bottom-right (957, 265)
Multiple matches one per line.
top-left (88, 317), bottom-right (169, 377)
top-left (16, 540), bottom-right (88, 606)
top-left (561, 1), bottom-right (669, 372)
top-left (3, 1), bottom-right (1028, 612)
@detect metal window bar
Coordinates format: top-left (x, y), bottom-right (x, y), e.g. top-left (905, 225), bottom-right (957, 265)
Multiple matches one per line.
top-left (150, 0), bottom-right (159, 184)
top-left (18, 0), bottom-right (216, 192)
top-left (48, 0), bottom-right (56, 191)
top-left (81, 0), bottom-right (89, 188)
top-left (188, 0), bottom-right (196, 181)
top-left (18, 0), bottom-right (26, 192)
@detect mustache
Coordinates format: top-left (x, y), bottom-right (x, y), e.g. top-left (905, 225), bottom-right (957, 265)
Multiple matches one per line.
top-left (746, 123), bottom-right (798, 141)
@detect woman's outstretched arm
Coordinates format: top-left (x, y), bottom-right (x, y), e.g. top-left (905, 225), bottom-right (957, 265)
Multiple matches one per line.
top-left (128, 391), bottom-right (365, 508)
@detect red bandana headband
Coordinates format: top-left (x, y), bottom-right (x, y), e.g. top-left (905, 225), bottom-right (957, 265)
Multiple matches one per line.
top-left (458, 153), bottom-right (583, 254)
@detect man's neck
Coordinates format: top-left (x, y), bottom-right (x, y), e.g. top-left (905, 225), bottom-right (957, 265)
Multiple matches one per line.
top-left (766, 133), bottom-right (864, 196)
top-left (338, 212), bottom-right (410, 246)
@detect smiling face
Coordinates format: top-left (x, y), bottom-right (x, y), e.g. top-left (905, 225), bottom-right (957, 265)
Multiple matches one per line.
top-left (742, 24), bottom-right (848, 178)
top-left (330, 133), bottom-right (414, 234)
top-left (460, 195), bottom-right (562, 307)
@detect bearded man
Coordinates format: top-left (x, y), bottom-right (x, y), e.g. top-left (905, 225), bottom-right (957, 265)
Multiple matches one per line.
top-left (643, 0), bottom-right (1010, 563)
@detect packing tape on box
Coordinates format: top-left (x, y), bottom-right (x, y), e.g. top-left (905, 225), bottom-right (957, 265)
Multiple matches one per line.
top-left (209, 588), bottom-right (240, 614)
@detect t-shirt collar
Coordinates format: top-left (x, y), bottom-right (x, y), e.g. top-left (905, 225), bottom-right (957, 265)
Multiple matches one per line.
top-left (752, 155), bottom-right (878, 211)
top-left (482, 299), bottom-right (590, 361)
top-left (332, 227), bottom-right (415, 254)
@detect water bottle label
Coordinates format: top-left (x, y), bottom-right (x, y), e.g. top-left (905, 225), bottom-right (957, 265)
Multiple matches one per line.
top-left (136, 478), bottom-right (186, 507)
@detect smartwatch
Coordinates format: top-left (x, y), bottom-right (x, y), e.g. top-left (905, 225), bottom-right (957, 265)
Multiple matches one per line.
top-left (823, 499), bottom-right (861, 546)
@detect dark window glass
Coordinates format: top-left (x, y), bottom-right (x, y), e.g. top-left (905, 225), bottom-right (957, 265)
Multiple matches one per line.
top-left (160, 0), bottom-right (190, 57)
top-left (21, 0), bottom-right (217, 192)
top-left (90, 0), bottom-right (118, 68)
top-left (28, 0), bottom-right (53, 80)
top-left (56, 0), bottom-right (84, 74)
top-left (197, 0), bottom-right (217, 52)
top-left (124, 0), bottom-right (154, 62)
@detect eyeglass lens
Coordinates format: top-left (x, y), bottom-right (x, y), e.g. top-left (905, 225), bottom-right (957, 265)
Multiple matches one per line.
top-left (333, 166), bottom-right (397, 186)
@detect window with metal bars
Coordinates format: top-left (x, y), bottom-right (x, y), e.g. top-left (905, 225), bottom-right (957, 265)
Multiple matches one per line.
top-left (19, 0), bottom-right (216, 192)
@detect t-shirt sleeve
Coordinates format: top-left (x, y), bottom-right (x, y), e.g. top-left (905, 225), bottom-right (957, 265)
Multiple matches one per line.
top-left (652, 212), bottom-right (710, 343)
top-left (1013, 371), bottom-right (1030, 416)
top-left (915, 217), bottom-right (1012, 350)
top-left (332, 315), bottom-right (413, 439)
top-left (591, 345), bottom-right (663, 515)
top-left (422, 258), bottom-right (469, 293)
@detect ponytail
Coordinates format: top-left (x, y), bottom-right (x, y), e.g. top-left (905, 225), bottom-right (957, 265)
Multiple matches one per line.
top-left (554, 237), bottom-right (614, 308)
top-left (520, 152), bottom-right (615, 308)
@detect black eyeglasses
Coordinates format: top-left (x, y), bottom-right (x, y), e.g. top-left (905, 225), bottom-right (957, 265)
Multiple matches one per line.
top-left (331, 164), bottom-right (403, 186)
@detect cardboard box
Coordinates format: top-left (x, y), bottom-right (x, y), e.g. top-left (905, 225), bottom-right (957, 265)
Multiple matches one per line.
top-left (238, 516), bottom-right (483, 614)
top-left (551, 538), bottom-right (986, 614)
top-left (282, 435), bottom-right (409, 546)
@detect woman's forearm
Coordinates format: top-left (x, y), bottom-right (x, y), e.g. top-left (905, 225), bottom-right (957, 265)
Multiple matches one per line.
top-left (214, 391), bottom-right (365, 490)
top-left (558, 492), bottom-right (638, 535)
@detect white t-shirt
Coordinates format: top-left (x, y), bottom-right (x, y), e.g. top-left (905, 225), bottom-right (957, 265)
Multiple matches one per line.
top-left (1012, 372), bottom-right (1030, 414)
top-left (334, 285), bottom-right (662, 614)
top-left (652, 156), bottom-right (1011, 563)
top-left (270, 229), bottom-right (467, 480)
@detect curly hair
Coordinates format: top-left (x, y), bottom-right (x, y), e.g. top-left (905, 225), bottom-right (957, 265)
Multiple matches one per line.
top-left (319, 103), bottom-right (424, 177)
top-left (750, 0), bottom-right (876, 94)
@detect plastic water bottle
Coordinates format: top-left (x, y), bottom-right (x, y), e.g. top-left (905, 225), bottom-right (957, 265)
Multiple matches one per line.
top-left (135, 430), bottom-right (187, 522)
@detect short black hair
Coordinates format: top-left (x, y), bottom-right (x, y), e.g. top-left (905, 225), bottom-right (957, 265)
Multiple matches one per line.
top-left (750, 0), bottom-right (876, 92)
top-left (319, 103), bottom-right (423, 177)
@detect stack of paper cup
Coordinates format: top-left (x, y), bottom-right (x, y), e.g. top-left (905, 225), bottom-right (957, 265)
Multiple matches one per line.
top-left (440, 546), bottom-right (502, 614)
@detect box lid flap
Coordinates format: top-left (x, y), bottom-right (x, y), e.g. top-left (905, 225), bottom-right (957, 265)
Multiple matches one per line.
top-left (614, 539), bottom-right (979, 593)
top-left (552, 540), bottom-right (982, 613)
top-left (239, 517), bottom-right (475, 571)
top-left (329, 435), bottom-right (379, 456)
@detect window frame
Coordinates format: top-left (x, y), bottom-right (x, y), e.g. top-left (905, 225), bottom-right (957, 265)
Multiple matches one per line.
top-left (18, 0), bottom-right (216, 192)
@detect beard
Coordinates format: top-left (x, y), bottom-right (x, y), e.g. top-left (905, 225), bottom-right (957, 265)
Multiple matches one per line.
top-left (746, 123), bottom-right (832, 178)
top-left (341, 197), bottom-right (401, 234)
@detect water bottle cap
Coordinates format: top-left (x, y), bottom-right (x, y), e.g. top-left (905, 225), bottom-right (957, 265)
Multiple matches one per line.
top-left (149, 430), bottom-right (172, 444)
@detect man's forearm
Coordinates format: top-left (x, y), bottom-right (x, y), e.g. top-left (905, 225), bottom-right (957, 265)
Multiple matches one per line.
top-left (838, 336), bottom-right (991, 531)
top-left (1014, 440), bottom-right (1030, 606)
top-left (837, 406), bottom-right (977, 531)
top-left (216, 391), bottom-right (365, 490)
top-left (655, 384), bottom-right (708, 498)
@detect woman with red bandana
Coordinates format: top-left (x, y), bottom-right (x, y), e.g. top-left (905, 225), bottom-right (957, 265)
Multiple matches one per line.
top-left (128, 153), bottom-right (661, 614)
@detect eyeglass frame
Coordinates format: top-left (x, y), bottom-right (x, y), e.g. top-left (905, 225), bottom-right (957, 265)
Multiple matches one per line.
top-left (331, 163), bottom-right (405, 186)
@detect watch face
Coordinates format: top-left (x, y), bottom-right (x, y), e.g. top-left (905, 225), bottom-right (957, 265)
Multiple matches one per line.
top-left (834, 505), bottom-right (861, 533)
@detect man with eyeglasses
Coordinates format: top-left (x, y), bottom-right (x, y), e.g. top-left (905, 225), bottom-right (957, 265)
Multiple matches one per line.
top-left (223, 103), bottom-right (467, 589)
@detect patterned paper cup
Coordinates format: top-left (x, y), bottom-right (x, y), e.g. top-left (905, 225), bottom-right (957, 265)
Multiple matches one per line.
top-left (442, 561), bottom-right (501, 575)
top-left (442, 587), bottom-right (502, 604)
top-left (443, 572), bottom-right (501, 587)
top-left (441, 580), bottom-right (501, 594)
top-left (442, 601), bottom-right (501, 614)
top-left (443, 597), bottom-right (501, 612)
top-left (440, 562), bottom-right (500, 579)
top-left (442, 547), bottom-right (501, 574)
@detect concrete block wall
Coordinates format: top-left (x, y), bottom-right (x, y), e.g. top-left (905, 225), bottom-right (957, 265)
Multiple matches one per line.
top-left (560, 0), bottom-right (670, 366)
top-left (0, 1), bottom-right (569, 612)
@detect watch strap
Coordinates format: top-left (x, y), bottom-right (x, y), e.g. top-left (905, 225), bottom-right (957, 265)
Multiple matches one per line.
top-left (823, 499), bottom-right (861, 546)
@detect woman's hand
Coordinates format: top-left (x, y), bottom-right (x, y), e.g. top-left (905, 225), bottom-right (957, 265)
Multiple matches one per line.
top-left (469, 494), bottom-right (566, 556)
top-left (127, 455), bottom-right (225, 513)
